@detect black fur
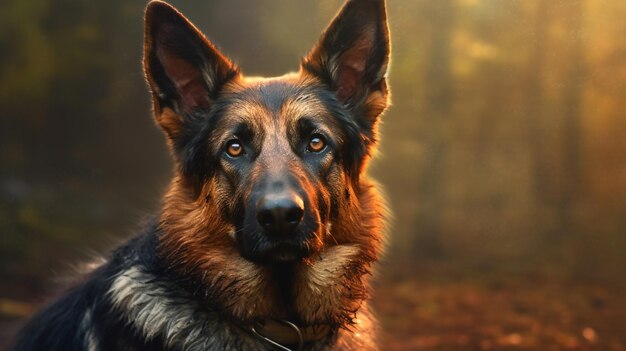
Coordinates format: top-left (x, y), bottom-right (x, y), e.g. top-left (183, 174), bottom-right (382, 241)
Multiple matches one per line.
top-left (10, 223), bottom-right (167, 351)
top-left (11, 222), bottom-right (308, 351)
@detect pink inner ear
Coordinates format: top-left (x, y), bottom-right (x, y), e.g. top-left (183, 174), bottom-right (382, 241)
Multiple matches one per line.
top-left (337, 63), bottom-right (361, 103)
top-left (336, 30), bottom-right (374, 103)
top-left (158, 47), bottom-right (210, 113)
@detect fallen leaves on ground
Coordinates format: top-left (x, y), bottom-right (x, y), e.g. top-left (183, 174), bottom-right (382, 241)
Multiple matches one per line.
top-left (373, 263), bottom-right (626, 351)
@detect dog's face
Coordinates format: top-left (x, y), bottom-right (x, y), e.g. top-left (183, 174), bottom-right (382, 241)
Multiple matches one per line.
top-left (201, 80), bottom-right (360, 264)
top-left (144, 0), bottom-right (389, 324)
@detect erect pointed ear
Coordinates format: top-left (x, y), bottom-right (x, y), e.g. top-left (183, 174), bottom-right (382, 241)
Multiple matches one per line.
top-left (143, 1), bottom-right (239, 142)
top-left (302, 0), bottom-right (390, 132)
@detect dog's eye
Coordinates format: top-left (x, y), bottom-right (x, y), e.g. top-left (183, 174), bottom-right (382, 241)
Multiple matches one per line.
top-left (226, 140), bottom-right (244, 157)
top-left (307, 134), bottom-right (326, 153)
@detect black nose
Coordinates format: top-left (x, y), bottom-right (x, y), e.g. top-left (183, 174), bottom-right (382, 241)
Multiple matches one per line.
top-left (256, 193), bottom-right (304, 235)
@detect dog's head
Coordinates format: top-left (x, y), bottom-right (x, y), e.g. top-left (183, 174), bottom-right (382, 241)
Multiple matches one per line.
top-left (144, 0), bottom-right (389, 325)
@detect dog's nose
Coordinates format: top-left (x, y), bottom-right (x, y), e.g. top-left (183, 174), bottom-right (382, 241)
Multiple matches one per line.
top-left (256, 193), bottom-right (304, 235)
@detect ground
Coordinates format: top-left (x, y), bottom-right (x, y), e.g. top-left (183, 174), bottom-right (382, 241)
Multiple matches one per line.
top-left (373, 262), bottom-right (626, 351)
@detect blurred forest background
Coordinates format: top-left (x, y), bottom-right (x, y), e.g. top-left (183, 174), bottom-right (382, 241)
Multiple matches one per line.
top-left (1, 0), bottom-right (626, 350)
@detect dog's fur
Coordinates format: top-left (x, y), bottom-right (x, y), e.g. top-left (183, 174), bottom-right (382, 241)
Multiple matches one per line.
top-left (11, 0), bottom-right (390, 350)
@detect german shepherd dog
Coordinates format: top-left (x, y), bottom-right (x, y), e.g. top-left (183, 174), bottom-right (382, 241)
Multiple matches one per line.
top-left (11, 0), bottom-right (390, 350)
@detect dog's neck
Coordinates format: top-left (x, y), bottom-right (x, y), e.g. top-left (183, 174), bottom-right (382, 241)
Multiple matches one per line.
top-left (108, 262), bottom-right (377, 351)
top-left (155, 176), bottom-right (385, 331)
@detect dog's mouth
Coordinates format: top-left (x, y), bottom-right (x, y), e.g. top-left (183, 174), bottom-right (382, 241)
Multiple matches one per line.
top-left (235, 224), bottom-right (320, 264)
top-left (264, 243), bottom-right (307, 262)
top-left (236, 206), bottom-right (325, 264)
top-left (248, 240), bottom-right (313, 264)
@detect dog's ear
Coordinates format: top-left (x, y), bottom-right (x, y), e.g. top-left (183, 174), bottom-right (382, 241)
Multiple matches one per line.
top-left (302, 0), bottom-right (390, 133)
top-left (144, 1), bottom-right (239, 142)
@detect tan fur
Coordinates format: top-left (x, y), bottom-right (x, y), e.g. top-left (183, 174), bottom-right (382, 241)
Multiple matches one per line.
top-left (155, 107), bottom-right (184, 142)
top-left (158, 176), bottom-right (278, 320)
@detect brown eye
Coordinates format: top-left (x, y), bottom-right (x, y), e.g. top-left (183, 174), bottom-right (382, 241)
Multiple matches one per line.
top-left (308, 134), bottom-right (326, 153)
top-left (226, 140), bottom-right (243, 157)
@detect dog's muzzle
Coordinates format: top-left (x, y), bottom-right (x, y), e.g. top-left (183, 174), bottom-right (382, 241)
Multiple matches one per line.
top-left (256, 192), bottom-right (304, 237)
top-left (237, 177), bottom-right (318, 263)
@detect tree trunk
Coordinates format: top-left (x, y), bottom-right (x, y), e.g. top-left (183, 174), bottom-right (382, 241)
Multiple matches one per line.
top-left (413, 0), bottom-right (455, 259)
top-left (558, 0), bottom-right (586, 239)
top-left (526, 0), bottom-right (550, 204)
